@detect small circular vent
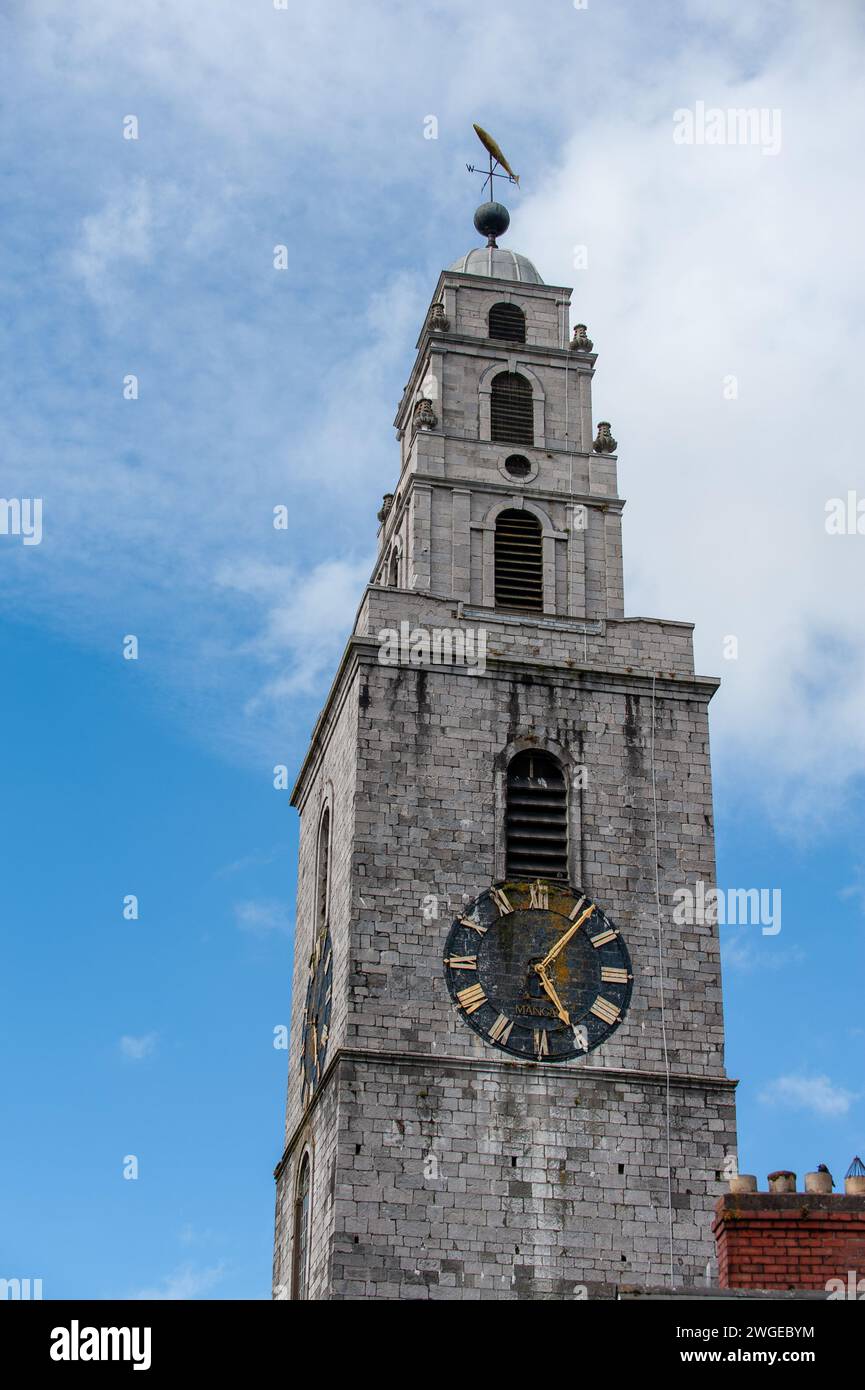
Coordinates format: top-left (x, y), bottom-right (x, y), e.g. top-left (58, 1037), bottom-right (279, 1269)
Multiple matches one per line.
top-left (504, 454), bottom-right (531, 478)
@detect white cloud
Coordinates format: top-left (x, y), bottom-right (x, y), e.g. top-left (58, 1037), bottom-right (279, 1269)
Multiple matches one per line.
top-left (720, 936), bottom-right (805, 973)
top-left (178, 1223), bottom-right (217, 1247)
top-left (119, 1033), bottom-right (157, 1061)
top-left (4, 0), bottom-right (864, 819)
top-left (839, 870), bottom-right (865, 916)
top-left (129, 1262), bottom-right (225, 1301)
top-left (70, 178), bottom-right (155, 304)
top-left (214, 846), bottom-right (281, 878)
top-left (758, 1073), bottom-right (857, 1118)
top-left (515, 3), bottom-right (865, 816)
top-left (233, 899), bottom-right (291, 936)
top-left (216, 556), bottom-right (373, 707)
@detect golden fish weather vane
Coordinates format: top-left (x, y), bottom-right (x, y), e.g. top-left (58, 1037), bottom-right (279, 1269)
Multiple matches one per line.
top-left (467, 123), bottom-right (520, 196)
top-left (466, 124), bottom-right (520, 247)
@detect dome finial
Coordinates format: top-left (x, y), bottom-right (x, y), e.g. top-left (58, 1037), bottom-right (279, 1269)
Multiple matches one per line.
top-left (473, 200), bottom-right (510, 247)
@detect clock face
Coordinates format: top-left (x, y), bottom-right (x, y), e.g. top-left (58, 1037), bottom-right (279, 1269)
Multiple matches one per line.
top-left (444, 879), bottom-right (633, 1061)
top-left (301, 927), bottom-right (332, 1102)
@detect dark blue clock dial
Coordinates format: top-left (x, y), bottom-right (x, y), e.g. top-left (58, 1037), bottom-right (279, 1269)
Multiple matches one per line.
top-left (444, 880), bottom-right (633, 1061)
top-left (301, 927), bottom-right (333, 1102)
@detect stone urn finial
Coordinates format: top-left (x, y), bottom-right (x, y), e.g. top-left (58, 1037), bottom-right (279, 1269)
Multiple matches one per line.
top-left (593, 421), bottom-right (617, 454)
top-left (377, 493), bottom-right (394, 524)
top-left (570, 323), bottom-right (593, 352)
top-left (429, 301), bottom-right (450, 333)
top-left (413, 398), bottom-right (437, 432)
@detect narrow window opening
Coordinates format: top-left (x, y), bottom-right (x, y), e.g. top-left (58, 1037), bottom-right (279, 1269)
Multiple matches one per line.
top-left (494, 509), bottom-right (543, 612)
top-left (489, 302), bottom-right (526, 343)
top-left (292, 1155), bottom-right (311, 1300)
top-left (505, 750), bottom-right (568, 880)
top-left (316, 807), bottom-right (330, 930)
top-left (490, 371), bottom-right (533, 445)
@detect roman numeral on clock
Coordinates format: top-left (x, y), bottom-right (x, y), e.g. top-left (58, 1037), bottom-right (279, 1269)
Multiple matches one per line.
top-left (488, 1013), bottom-right (514, 1045)
top-left (533, 1029), bottom-right (549, 1058)
top-left (490, 887), bottom-right (513, 915)
top-left (600, 966), bottom-right (629, 984)
top-left (589, 928), bottom-right (616, 948)
top-left (458, 915), bottom-right (487, 935)
top-left (446, 955), bottom-right (478, 970)
top-left (529, 880), bottom-right (549, 909)
top-left (590, 996), bottom-right (620, 1025)
top-left (456, 983), bottom-right (487, 1015)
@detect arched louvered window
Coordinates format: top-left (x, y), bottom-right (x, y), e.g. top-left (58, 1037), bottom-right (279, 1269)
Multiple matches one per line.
top-left (388, 547), bottom-right (400, 588)
top-left (292, 1154), bottom-right (311, 1300)
top-left (316, 807), bottom-right (330, 929)
top-left (489, 302), bottom-right (526, 343)
top-left (494, 509), bottom-right (543, 612)
top-left (490, 371), bottom-right (533, 445)
top-left (506, 751), bottom-right (568, 880)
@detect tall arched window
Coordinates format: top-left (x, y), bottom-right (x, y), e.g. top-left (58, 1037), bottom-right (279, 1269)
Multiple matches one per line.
top-left (316, 807), bottom-right (330, 930)
top-left (388, 545), bottom-right (400, 588)
top-left (292, 1154), bottom-right (311, 1300)
top-left (505, 751), bottom-right (568, 880)
top-left (490, 371), bottom-right (533, 445)
top-left (494, 509), bottom-right (542, 612)
top-left (489, 302), bottom-right (526, 343)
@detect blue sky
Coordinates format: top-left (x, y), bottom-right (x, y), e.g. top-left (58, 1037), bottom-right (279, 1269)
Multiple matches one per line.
top-left (1, 1), bottom-right (864, 1297)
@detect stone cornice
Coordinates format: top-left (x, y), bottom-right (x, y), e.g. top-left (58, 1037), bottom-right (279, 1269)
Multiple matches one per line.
top-left (291, 595), bottom-right (719, 803)
top-left (411, 471), bottom-right (624, 513)
top-left (432, 268), bottom-right (574, 303)
top-left (275, 1045), bottom-right (737, 1179)
top-left (347, 634), bottom-right (719, 699)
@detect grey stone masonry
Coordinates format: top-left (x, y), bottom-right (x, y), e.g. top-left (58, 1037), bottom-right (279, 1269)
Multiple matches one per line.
top-left (274, 257), bottom-right (737, 1301)
top-left (376, 271), bottom-right (623, 621)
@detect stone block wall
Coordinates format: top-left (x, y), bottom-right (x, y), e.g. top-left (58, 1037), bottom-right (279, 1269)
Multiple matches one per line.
top-left (325, 1056), bottom-right (736, 1298)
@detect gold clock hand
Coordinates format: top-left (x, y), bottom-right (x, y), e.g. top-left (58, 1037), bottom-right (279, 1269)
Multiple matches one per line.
top-left (535, 963), bottom-right (570, 1025)
top-left (538, 903), bottom-right (595, 970)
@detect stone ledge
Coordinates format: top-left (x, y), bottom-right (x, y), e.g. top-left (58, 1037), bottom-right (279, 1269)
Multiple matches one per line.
top-left (275, 1045), bottom-right (737, 1179)
top-left (714, 1192), bottom-right (865, 1222)
top-left (618, 1283), bottom-right (829, 1301)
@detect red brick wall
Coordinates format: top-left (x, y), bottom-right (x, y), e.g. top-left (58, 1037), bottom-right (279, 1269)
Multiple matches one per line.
top-left (714, 1194), bottom-right (865, 1291)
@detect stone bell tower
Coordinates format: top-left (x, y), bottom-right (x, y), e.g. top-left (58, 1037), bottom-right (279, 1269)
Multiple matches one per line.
top-left (273, 189), bottom-right (737, 1301)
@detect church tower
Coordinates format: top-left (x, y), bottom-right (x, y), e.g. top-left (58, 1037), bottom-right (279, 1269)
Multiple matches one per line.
top-left (273, 179), bottom-right (737, 1301)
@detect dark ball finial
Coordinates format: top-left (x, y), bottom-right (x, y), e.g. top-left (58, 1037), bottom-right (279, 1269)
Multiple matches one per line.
top-left (473, 201), bottom-right (510, 246)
